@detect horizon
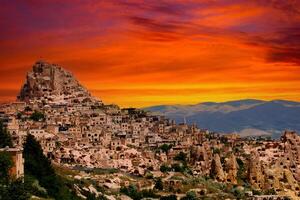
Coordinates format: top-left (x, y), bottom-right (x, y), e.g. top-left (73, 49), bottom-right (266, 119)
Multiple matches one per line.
top-left (1, 1), bottom-right (300, 107)
top-left (2, 59), bottom-right (300, 108)
top-left (143, 98), bottom-right (300, 108)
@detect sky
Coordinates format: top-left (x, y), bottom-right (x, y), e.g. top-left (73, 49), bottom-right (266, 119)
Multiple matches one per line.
top-left (0, 0), bottom-right (300, 107)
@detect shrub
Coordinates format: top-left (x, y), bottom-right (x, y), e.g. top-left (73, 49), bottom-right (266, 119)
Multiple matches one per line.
top-left (154, 178), bottom-right (164, 190)
top-left (30, 111), bottom-right (45, 122)
top-left (160, 164), bottom-right (171, 173)
top-left (0, 121), bottom-right (13, 148)
top-left (180, 191), bottom-right (197, 200)
top-left (120, 185), bottom-right (146, 200)
top-left (0, 151), bottom-right (13, 183)
top-left (174, 152), bottom-right (187, 162)
top-left (159, 144), bottom-right (173, 154)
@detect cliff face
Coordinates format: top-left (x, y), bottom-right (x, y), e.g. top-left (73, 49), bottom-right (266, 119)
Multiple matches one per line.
top-left (18, 61), bottom-right (101, 105)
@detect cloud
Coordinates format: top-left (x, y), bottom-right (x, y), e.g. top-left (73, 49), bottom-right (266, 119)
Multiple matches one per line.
top-left (246, 24), bottom-right (300, 65)
top-left (129, 16), bottom-right (181, 33)
top-left (0, 0), bottom-right (300, 106)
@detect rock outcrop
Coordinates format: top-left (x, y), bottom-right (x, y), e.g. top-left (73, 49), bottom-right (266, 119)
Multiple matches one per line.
top-left (210, 153), bottom-right (225, 181)
top-left (248, 150), bottom-right (264, 189)
top-left (18, 61), bottom-right (101, 105)
top-left (191, 144), bottom-right (212, 175)
top-left (225, 154), bottom-right (238, 184)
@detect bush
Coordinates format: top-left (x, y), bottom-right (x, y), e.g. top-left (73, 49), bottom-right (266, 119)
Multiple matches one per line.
top-left (24, 175), bottom-right (48, 198)
top-left (154, 178), bottom-right (163, 190)
top-left (236, 158), bottom-right (247, 184)
top-left (231, 187), bottom-right (245, 199)
top-left (120, 185), bottom-right (142, 200)
top-left (174, 152), bottom-right (187, 162)
top-left (159, 144), bottom-right (173, 154)
top-left (252, 189), bottom-right (262, 195)
top-left (145, 172), bottom-right (154, 179)
top-left (0, 179), bottom-right (30, 200)
top-left (0, 151), bottom-right (30, 200)
top-left (264, 188), bottom-right (276, 195)
top-left (0, 121), bottom-right (13, 148)
top-left (30, 111), bottom-right (45, 122)
top-left (160, 164), bottom-right (171, 173)
top-left (180, 191), bottom-right (196, 200)
top-left (120, 185), bottom-right (159, 200)
top-left (172, 163), bottom-right (184, 173)
top-left (171, 163), bottom-right (191, 174)
top-left (0, 151), bottom-right (13, 183)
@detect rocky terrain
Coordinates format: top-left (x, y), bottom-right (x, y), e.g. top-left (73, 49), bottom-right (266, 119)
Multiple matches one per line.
top-left (18, 60), bottom-right (101, 105)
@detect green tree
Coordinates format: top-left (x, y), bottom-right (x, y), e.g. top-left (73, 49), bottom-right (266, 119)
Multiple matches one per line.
top-left (174, 152), bottom-right (187, 162)
top-left (171, 163), bottom-right (184, 173)
top-left (236, 158), bottom-right (247, 184)
top-left (0, 122), bottom-right (13, 148)
top-left (120, 185), bottom-right (157, 200)
top-left (154, 178), bottom-right (163, 191)
top-left (180, 191), bottom-right (196, 200)
top-left (264, 188), bottom-right (276, 195)
top-left (5, 179), bottom-right (30, 200)
top-left (0, 152), bottom-right (29, 200)
top-left (231, 186), bottom-right (245, 199)
top-left (29, 111), bottom-right (45, 122)
top-left (23, 134), bottom-right (77, 200)
top-left (23, 134), bottom-right (57, 195)
top-left (0, 151), bottom-right (13, 183)
top-left (160, 164), bottom-right (171, 173)
top-left (120, 185), bottom-right (143, 200)
top-left (159, 144), bottom-right (172, 154)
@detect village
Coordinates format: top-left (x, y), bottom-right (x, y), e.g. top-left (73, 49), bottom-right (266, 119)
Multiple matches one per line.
top-left (1, 61), bottom-right (300, 200)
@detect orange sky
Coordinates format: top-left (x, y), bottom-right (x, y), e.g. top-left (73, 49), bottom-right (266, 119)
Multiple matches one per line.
top-left (0, 0), bottom-right (300, 107)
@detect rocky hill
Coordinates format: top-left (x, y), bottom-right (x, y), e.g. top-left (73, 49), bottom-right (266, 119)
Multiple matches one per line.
top-left (18, 61), bottom-right (101, 105)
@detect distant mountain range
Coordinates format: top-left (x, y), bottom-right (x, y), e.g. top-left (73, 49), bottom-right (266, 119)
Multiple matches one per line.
top-left (144, 99), bottom-right (300, 138)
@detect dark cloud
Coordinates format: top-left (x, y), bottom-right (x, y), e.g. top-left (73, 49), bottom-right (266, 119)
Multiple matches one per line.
top-left (257, 0), bottom-right (300, 15)
top-left (248, 24), bottom-right (300, 65)
top-left (127, 14), bottom-right (192, 42)
top-left (115, 0), bottom-right (193, 16)
top-left (129, 16), bottom-right (182, 33)
top-left (268, 25), bottom-right (300, 64)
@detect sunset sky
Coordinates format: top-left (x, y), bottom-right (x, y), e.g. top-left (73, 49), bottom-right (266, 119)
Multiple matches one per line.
top-left (1, 0), bottom-right (300, 107)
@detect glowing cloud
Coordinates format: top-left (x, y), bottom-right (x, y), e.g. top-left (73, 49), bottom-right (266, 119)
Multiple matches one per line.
top-left (0, 0), bottom-right (300, 107)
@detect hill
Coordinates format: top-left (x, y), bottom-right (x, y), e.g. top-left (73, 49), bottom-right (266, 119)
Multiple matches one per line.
top-left (144, 99), bottom-right (300, 137)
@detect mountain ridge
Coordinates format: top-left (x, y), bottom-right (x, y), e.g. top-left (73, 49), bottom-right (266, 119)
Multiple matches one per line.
top-left (144, 99), bottom-right (300, 137)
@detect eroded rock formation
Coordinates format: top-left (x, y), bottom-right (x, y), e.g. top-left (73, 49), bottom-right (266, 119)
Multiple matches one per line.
top-left (18, 61), bottom-right (101, 105)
